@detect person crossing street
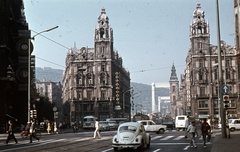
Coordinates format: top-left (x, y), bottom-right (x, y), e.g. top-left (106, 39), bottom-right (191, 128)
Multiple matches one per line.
top-left (187, 121), bottom-right (198, 148)
top-left (201, 118), bottom-right (211, 148)
top-left (93, 118), bottom-right (101, 139)
top-left (5, 120), bottom-right (18, 144)
top-left (29, 119), bottom-right (39, 143)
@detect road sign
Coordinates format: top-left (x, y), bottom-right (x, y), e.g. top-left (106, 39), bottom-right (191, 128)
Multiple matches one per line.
top-left (221, 85), bottom-right (229, 94)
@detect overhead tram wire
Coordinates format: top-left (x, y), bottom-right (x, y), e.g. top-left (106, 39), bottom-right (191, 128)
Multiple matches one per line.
top-left (31, 29), bottom-right (71, 50)
top-left (30, 29), bottom-right (71, 69)
top-left (36, 57), bottom-right (65, 69)
top-left (131, 64), bottom-right (186, 73)
top-left (31, 30), bottom-right (186, 78)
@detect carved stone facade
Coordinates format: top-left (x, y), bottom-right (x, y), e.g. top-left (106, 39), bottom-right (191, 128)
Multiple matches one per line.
top-left (169, 64), bottom-right (180, 118)
top-left (180, 3), bottom-right (239, 121)
top-left (62, 9), bottom-right (130, 124)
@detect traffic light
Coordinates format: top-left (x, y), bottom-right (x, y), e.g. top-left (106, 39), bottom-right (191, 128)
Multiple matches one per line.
top-left (223, 95), bottom-right (229, 108)
top-left (30, 110), bottom-right (33, 118)
top-left (33, 110), bottom-right (37, 119)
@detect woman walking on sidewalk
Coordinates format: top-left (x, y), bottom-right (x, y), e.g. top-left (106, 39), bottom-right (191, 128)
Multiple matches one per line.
top-left (5, 120), bottom-right (18, 144)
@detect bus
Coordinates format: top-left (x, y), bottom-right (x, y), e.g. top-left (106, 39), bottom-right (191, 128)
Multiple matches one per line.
top-left (83, 116), bottom-right (96, 130)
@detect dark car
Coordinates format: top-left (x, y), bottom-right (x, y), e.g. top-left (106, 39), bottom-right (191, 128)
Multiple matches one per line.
top-left (99, 121), bottom-right (110, 131)
top-left (107, 121), bottom-right (118, 130)
top-left (162, 121), bottom-right (175, 129)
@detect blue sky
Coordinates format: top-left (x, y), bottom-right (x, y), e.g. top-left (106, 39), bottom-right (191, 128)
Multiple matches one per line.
top-left (24, 0), bottom-right (234, 85)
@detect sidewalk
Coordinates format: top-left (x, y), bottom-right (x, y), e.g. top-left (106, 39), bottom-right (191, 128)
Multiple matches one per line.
top-left (211, 130), bottom-right (240, 152)
top-left (0, 128), bottom-right (74, 142)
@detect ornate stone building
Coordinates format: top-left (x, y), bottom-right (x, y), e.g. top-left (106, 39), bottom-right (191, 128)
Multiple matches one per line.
top-left (169, 64), bottom-right (180, 118)
top-left (62, 8), bottom-right (131, 124)
top-left (180, 3), bottom-right (239, 120)
top-left (0, 0), bottom-right (31, 132)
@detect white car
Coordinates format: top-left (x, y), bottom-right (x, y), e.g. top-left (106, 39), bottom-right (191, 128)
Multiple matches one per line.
top-left (229, 119), bottom-right (240, 131)
top-left (112, 122), bottom-right (151, 151)
top-left (137, 120), bottom-right (167, 134)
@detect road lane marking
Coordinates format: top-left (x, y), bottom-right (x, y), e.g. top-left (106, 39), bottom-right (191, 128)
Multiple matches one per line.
top-left (160, 136), bottom-right (174, 140)
top-left (151, 136), bottom-right (163, 140)
top-left (173, 135), bottom-right (185, 140)
top-left (152, 143), bottom-right (190, 145)
top-left (152, 142), bottom-right (212, 146)
top-left (101, 148), bottom-right (113, 152)
top-left (183, 145), bottom-right (190, 150)
top-left (153, 149), bottom-right (161, 152)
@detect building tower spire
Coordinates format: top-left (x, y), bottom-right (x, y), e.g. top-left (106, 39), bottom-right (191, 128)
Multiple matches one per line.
top-left (190, 3), bottom-right (209, 38)
top-left (169, 63), bottom-right (179, 118)
top-left (170, 63), bottom-right (178, 81)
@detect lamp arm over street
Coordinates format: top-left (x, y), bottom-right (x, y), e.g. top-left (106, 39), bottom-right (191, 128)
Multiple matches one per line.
top-left (28, 26), bottom-right (59, 122)
top-left (31, 26), bottom-right (59, 40)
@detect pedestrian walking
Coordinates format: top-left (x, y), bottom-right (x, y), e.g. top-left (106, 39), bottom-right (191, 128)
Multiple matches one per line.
top-left (54, 122), bottom-right (58, 134)
top-left (201, 118), bottom-right (211, 148)
top-left (29, 119), bottom-right (39, 143)
top-left (20, 122), bottom-right (31, 137)
top-left (93, 119), bottom-right (101, 139)
top-left (184, 115), bottom-right (190, 138)
top-left (187, 121), bottom-right (198, 148)
top-left (47, 121), bottom-right (51, 134)
top-left (5, 120), bottom-right (18, 144)
top-left (207, 116), bottom-right (213, 133)
top-left (58, 122), bottom-right (63, 134)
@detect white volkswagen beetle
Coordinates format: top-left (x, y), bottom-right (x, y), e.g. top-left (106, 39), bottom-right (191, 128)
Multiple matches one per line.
top-left (112, 122), bottom-right (151, 151)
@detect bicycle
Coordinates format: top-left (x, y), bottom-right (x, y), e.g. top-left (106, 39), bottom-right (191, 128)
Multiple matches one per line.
top-left (21, 129), bottom-right (41, 139)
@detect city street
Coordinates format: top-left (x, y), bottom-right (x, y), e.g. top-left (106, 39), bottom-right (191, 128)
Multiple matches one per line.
top-left (0, 129), bottom-right (213, 152)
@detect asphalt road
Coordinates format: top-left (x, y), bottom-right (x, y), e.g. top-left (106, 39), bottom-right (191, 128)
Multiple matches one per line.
top-left (0, 129), bottom-right (214, 152)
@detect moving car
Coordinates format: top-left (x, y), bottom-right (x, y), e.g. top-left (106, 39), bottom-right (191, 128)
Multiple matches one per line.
top-left (162, 120), bottom-right (175, 129)
top-left (107, 121), bottom-right (118, 130)
top-left (112, 122), bottom-right (151, 151)
top-left (99, 121), bottom-right (110, 131)
top-left (229, 119), bottom-right (240, 131)
top-left (137, 120), bottom-right (167, 134)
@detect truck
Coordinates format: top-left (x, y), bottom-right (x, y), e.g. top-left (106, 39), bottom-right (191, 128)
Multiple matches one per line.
top-left (137, 120), bottom-right (167, 134)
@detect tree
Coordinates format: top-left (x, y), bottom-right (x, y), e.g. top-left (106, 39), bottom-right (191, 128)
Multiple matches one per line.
top-left (35, 97), bottom-right (54, 122)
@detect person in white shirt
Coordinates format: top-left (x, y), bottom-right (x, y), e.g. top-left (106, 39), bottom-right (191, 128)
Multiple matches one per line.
top-left (187, 121), bottom-right (198, 148)
top-left (93, 119), bottom-right (101, 139)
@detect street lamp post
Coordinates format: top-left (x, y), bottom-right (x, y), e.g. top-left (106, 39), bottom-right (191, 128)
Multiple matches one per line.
top-left (122, 87), bottom-right (133, 118)
top-left (28, 26), bottom-right (58, 122)
top-left (215, 0), bottom-right (227, 138)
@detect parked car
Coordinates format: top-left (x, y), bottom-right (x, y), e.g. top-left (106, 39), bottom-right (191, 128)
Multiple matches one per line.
top-left (229, 119), bottom-right (240, 131)
top-left (99, 121), bottom-right (110, 131)
top-left (162, 121), bottom-right (175, 129)
top-left (137, 120), bottom-right (167, 134)
top-left (112, 122), bottom-right (151, 151)
top-left (107, 121), bottom-right (118, 130)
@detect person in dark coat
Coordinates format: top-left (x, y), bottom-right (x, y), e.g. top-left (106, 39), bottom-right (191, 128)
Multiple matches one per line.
top-left (29, 119), bottom-right (39, 143)
top-left (201, 118), bottom-right (211, 148)
top-left (5, 120), bottom-right (18, 144)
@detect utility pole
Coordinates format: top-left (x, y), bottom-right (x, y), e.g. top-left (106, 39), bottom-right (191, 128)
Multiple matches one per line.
top-left (215, 0), bottom-right (226, 138)
top-left (28, 26), bottom-right (58, 122)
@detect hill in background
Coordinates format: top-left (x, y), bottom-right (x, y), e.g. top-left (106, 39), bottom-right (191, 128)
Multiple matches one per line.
top-left (36, 67), bottom-right (63, 82)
